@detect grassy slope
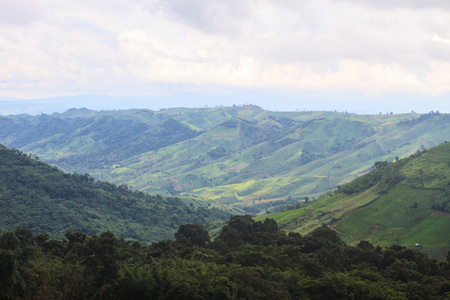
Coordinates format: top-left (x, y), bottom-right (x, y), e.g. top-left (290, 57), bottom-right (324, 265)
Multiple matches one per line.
top-left (2, 108), bottom-right (450, 215)
top-left (262, 142), bottom-right (450, 257)
top-left (335, 186), bottom-right (449, 246)
top-left (102, 112), bottom-right (450, 215)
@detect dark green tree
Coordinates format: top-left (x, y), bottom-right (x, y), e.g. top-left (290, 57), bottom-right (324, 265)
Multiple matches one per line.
top-left (175, 223), bottom-right (210, 247)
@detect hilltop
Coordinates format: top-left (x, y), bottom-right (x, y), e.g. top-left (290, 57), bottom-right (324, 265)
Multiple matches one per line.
top-left (1, 106), bottom-right (450, 214)
top-left (0, 145), bottom-right (230, 242)
top-left (262, 142), bottom-right (450, 258)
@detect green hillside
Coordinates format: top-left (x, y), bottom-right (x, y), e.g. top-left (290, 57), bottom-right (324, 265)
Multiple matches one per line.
top-left (262, 142), bottom-right (450, 258)
top-left (2, 107), bottom-right (450, 214)
top-left (0, 145), bottom-right (230, 243)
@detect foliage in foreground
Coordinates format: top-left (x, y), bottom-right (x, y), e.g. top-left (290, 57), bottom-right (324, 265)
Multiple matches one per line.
top-left (1, 216), bottom-right (450, 299)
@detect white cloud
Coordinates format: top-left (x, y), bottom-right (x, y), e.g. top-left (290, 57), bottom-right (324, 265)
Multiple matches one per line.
top-left (1, 0), bottom-right (450, 101)
top-left (338, 0), bottom-right (450, 10)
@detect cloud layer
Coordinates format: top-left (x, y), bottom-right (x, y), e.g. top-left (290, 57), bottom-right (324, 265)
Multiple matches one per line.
top-left (1, 0), bottom-right (450, 100)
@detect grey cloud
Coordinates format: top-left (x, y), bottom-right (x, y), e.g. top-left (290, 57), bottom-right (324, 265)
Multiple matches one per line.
top-left (159, 0), bottom-right (252, 35)
top-left (421, 39), bottom-right (450, 62)
top-left (0, 0), bottom-right (47, 26)
top-left (252, 29), bottom-right (417, 64)
top-left (237, 0), bottom-right (450, 74)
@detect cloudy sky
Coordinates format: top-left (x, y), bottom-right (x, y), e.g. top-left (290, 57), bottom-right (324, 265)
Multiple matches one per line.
top-left (1, 0), bottom-right (450, 113)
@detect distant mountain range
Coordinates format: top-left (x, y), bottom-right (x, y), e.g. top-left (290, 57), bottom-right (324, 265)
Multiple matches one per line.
top-left (1, 106), bottom-right (450, 215)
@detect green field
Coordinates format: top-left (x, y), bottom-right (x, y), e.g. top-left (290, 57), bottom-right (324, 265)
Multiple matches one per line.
top-left (263, 142), bottom-right (450, 258)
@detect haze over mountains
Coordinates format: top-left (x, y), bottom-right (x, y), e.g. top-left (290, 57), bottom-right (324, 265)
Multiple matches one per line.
top-left (2, 92), bottom-right (450, 116)
top-left (1, 106), bottom-right (450, 216)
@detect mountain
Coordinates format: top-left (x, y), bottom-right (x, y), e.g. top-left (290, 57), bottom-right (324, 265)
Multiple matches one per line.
top-left (262, 142), bottom-right (450, 258)
top-left (1, 106), bottom-right (450, 215)
top-left (0, 145), bottom-right (230, 242)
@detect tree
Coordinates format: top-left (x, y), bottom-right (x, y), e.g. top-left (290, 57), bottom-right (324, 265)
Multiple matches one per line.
top-left (175, 224), bottom-right (210, 247)
top-left (374, 161), bottom-right (388, 169)
top-left (83, 231), bottom-right (120, 295)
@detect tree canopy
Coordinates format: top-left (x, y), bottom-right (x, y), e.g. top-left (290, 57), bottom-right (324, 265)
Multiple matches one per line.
top-left (1, 217), bottom-right (449, 299)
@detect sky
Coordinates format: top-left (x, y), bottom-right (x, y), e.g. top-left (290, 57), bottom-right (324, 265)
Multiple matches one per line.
top-left (1, 0), bottom-right (450, 114)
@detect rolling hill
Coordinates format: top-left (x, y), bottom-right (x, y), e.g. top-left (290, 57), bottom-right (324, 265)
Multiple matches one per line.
top-left (1, 106), bottom-right (450, 214)
top-left (261, 142), bottom-right (450, 258)
top-left (0, 145), bottom-right (230, 242)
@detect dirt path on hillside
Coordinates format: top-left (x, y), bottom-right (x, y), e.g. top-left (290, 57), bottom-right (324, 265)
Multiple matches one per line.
top-left (305, 204), bottom-right (356, 241)
top-left (411, 142), bottom-right (425, 154)
top-left (327, 225), bottom-right (354, 240)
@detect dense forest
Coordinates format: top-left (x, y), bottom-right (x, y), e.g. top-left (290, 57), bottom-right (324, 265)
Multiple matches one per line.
top-left (1, 216), bottom-right (449, 299)
top-left (0, 145), bottom-right (230, 243)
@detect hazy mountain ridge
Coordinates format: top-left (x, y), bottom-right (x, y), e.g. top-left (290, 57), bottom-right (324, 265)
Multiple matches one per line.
top-left (1, 109), bottom-right (201, 170)
top-left (1, 107), bottom-right (450, 215)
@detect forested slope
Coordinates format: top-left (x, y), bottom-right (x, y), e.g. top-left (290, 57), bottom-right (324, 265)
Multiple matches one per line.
top-left (1, 216), bottom-right (449, 299)
top-left (0, 109), bottom-right (200, 170)
top-left (0, 145), bottom-right (229, 242)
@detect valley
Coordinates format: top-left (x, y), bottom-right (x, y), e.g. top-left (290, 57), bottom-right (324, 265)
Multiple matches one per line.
top-left (1, 106), bottom-right (450, 256)
top-left (2, 106), bottom-right (450, 216)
